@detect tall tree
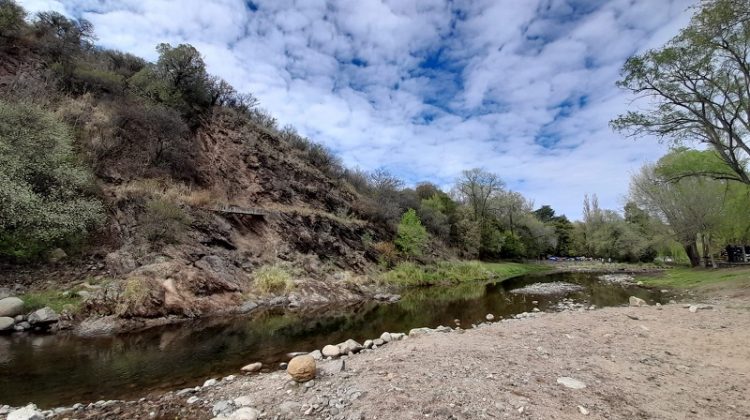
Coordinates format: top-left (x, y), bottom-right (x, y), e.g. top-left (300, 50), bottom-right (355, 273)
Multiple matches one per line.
top-left (612, 0), bottom-right (750, 184)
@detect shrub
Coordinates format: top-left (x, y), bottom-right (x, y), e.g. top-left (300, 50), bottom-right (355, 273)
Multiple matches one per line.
top-left (141, 198), bottom-right (192, 244)
top-left (0, 101), bottom-right (104, 260)
top-left (254, 263), bottom-right (295, 294)
top-left (66, 65), bottom-right (125, 94)
top-left (0, 0), bottom-right (25, 40)
top-left (395, 209), bottom-right (428, 258)
top-left (379, 262), bottom-right (428, 286)
top-left (372, 241), bottom-right (398, 267)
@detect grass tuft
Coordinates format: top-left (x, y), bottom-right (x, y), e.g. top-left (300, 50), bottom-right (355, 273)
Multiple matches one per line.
top-left (254, 263), bottom-right (296, 294)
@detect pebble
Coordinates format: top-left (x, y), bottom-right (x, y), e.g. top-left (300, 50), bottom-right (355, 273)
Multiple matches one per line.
top-left (556, 377), bottom-right (586, 389)
top-left (186, 396), bottom-right (200, 404)
top-left (203, 378), bottom-right (218, 387)
top-left (241, 362), bottom-right (262, 373)
top-left (485, 314), bottom-right (495, 321)
top-left (578, 405), bottom-right (590, 415)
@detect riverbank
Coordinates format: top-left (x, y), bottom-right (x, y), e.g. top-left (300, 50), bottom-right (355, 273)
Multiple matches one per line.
top-left (19, 279), bottom-right (748, 420)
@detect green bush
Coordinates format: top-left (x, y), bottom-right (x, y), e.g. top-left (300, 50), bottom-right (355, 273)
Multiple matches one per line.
top-left (395, 209), bottom-right (428, 258)
top-left (379, 262), bottom-right (428, 286)
top-left (254, 263), bottom-right (295, 294)
top-left (0, 101), bottom-right (104, 260)
top-left (0, 0), bottom-right (25, 40)
top-left (141, 198), bottom-right (192, 244)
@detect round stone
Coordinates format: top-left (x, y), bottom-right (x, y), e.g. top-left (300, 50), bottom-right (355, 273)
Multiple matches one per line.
top-left (287, 355), bottom-right (316, 383)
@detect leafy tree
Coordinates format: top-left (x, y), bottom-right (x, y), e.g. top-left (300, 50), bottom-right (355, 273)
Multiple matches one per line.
top-left (612, 0), bottom-right (750, 184)
top-left (33, 11), bottom-right (94, 62)
top-left (395, 209), bottom-right (428, 258)
top-left (453, 168), bottom-right (505, 225)
top-left (533, 205), bottom-right (556, 223)
top-left (0, 101), bottom-right (104, 260)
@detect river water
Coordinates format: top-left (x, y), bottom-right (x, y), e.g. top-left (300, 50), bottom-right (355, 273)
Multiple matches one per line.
top-left (0, 271), bottom-right (666, 408)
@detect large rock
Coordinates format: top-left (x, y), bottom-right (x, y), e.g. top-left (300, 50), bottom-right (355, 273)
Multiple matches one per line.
top-left (338, 339), bottom-right (363, 354)
top-left (0, 297), bottom-right (24, 317)
top-left (629, 296), bottom-right (647, 307)
top-left (557, 377), bottom-right (586, 389)
top-left (0, 316), bottom-right (15, 331)
top-left (226, 407), bottom-right (260, 420)
top-left (287, 355), bottom-right (316, 382)
top-left (8, 404), bottom-right (44, 420)
top-left (28, 307), bottom-right (59, 324)
top-left (380, 332), bottom-right (392, 343)
top-left (322, 344), bottom-right (340, 358)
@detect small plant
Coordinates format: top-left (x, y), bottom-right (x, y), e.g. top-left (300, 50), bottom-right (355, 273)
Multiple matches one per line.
top-left (372, 241), bottom-right (398, 268)
top-left (254, 263), bottom-right (295, 294)
top-left (379, 262), bottom-right (428, 286)
top-left (21, 290), bottom-right (82, 313)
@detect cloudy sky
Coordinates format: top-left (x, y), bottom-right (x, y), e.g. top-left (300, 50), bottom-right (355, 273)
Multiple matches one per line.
top-left (20, 0), bottom-right (697, 219)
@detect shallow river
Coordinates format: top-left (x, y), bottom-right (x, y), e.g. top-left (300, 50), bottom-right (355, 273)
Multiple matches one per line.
top-left (0, 271), bottom-right (666, 408)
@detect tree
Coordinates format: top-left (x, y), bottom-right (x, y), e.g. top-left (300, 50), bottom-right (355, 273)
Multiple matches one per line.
top-left (0, 101), bottom-right (104, 260)
top-left (630, 150), bottom-right (728, 266)
top-left (33, 11), bottom-right (94, 62)
top-left (0, 0), bottom-right (25, 41)
top-left (612, 0), bottom-right (750, 184)
top-left (395, 209), bottom-right (428, 258)
top-left (533, 205), bottom-right (556, 223)
top-left (453, 168), bottom-right (505, 224)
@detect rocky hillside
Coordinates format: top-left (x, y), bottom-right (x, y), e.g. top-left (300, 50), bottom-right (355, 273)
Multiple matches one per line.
top-left (0, 7), bottom-right (410, 331)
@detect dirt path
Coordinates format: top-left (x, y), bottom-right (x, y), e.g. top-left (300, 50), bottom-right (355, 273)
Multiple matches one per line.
top-left (38, 297), bottom-right (750, 420)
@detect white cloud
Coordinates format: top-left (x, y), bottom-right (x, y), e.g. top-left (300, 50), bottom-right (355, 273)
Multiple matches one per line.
top-left (17, 0), bottom-right (698, 219)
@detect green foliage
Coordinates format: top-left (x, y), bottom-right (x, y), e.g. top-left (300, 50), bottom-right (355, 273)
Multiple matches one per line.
top-left (380, 261), bottom-right (548, 287)
top-left (67, 65), bottom-right (125, 94)
top-left (21, 290), bottom-right (82, 313)
top-left (254, 263), bottom-right (295, 294)
top-left (0, 0), bottom-right (25, 39)
top-left (642, 266), bottom-right (750, 289)
top-left (141, 198), bottom-right (192, 244)
top-left (395, 209), bottom-right (428, 258)
top-left (0, 101), bottom-right (104, 260)
top-left (33, 11), bottom-right (94, 62)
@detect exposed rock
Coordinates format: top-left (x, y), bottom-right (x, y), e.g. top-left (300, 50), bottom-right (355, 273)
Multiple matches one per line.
top-left (510, 282), bottom-right (585, 295)
top-left (0, 297), bottom-right (24, 317)
top-left (578, 405), bottom-right (590, 415)
top-left (309, 350), bottom-right (323, 360)
top-left (105, 251), bottom-right (138, 275)
top-left (485, 314), bottom-right (495, 321)
top-left (380, 332), bottom-right (392, 342)
top-left (391, 332), bottom-right (406, 341)
top-left (28, 307), bottom-right (59, 324)
top-left (241, 362), bottom-right (262, 373)
top-left (434, 325), bottom-right (451, 333)
top-left (212, 400), bottom-right (236, 417)
top-left (373, 338), bottom-right (385, 346)
top-left (629, 296), bottom-right (647, 307)
top-left (237, 301), bottom-right (258, 314)
top-left (287, 355), bottom-right (316, 382)
top-left (409, 327), bottom-right (431, 337)
top-left (226, 407), bottom-right (260, 420)
top-left (322, 344), bottom-right (341, 358)
top-left (7, 404), bottom-right (43, 420)
top-left (598, 274), bottom-right (635, 284)
top-left (187, 396), bottom-right (200, 404)
top-left (75, 315), bottom-right (119, 336)
top-left (278, 401), bottom-right (302, 414)
top-left (689, 305), bottom-right (698, 313)
top-left (13, 321), bottom-right (30, 331)
top-left (556, 377), bottom-right (586, 389)
top-left (363, 339), bottom-right (373, 349)
top-left (338, 339), bottom-right (363, 354)
top-left (203, 378), bottom-right (218, 387)
top-left (0, 316), bottom-right (14, 331)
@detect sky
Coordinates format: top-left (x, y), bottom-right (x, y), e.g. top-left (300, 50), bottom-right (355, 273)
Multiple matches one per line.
top-left (19, 0), bottom-right (698, 219)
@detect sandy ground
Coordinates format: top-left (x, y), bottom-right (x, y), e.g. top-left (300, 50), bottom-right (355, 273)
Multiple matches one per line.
top-left (42, 290), bottom-right (750, 420)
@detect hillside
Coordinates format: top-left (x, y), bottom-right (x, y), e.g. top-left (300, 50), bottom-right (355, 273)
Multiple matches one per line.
top-left (0, 8), bottom-right (423, 331)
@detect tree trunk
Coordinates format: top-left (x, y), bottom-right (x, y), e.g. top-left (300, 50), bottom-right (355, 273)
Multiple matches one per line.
top-left (684, 242), bottom-right (701, 267)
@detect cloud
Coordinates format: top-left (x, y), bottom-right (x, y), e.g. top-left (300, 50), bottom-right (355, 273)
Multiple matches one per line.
top-left (17, 0), bottom-right (698, 219)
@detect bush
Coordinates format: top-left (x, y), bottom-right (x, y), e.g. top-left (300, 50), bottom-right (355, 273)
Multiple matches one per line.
top-left (379, 262), bottom-right (428, 286)
top-left (395, 209), bottom-right (428, 258)
top-left (141, 198), bottom-right (192, 244)
top-left (372, 241), bottom-right (398, 267)
top-left (254, 263), bottom-right (295, 294)
top-left (0, 0), bottom-right (25, 40)
top-left (0, 101), bottom-right (104, 260)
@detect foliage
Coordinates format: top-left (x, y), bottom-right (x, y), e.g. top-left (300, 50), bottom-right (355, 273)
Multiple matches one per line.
top-left (0, 0), bottom-right (25, 40)
top-left (641, 266), bottom-right (750, 289)
top-left (380, 261), bottom-right (547, 287)
top-left (612, 0), bottom-right (750, 184)
top-left (372, 241), bottom-right (398, 267)
top-left (141, 198), bottom-right (192, 244)
top-left (21, 290), bottom-right (82, 313)
top-left (32, 11), bottom-right (94, 62)
top-left (395, 209), bottom-right (428, 258)
top-left (254, 263), bottom-right (295, 294)
top-left (0, 101), bottom-right (104, 260)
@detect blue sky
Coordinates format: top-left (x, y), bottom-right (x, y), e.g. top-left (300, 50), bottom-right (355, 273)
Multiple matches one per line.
top-left (20, 0), bottom-right (697, 219)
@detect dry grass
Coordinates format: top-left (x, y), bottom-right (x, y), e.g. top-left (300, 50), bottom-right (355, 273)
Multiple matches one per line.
top-left (254, 263), bottom-right (296, 295)
top-left (113, 178), bottom-right (227, 207)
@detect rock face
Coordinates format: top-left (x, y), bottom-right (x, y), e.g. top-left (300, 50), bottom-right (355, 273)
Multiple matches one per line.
top-left (629, 296), bottom-right (647, 307)
top-left (322, 344), bottom-right (341, 357)
top-left (287, 355), bottom-right (316, 382)
top-left (28, 307), bottom-right (59, 324)
top-left (0, 316), bottom-right (14, 331)
top-left (0, 297), bottom-right (24, 317)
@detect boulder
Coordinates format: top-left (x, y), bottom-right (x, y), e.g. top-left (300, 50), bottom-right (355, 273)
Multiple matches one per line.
top-left (212, 400), bottom-right (237, 417)
top-left (391, 332), bottom-right (405, 341)
top-left (363, 339), bottom-right (373, 349)
top-left (0, 317), bottom-right (15, 331)
top-left (0, 297), bottom-right (24, 317)
top-left (287, 355), bottom-right (316, 382)
top-left (628, 296), bottom-right (647, 307)
top-left (373, 338), bottom-right (385, 346)
top-left (226, 407), bottom-right (260, 420)
top-left (203, 378), bottom-right (218, 387)
top-left (408, 327), bottom-right (431, 337)
top-left (485, 314), bottom-right (495, 321)
top-left (338, 339), bottom-right (363, 354)
top-left (233, 396), bottom-right (254, 407)
top-left (7, 404), bottom-right (43, 420)
top-left (322, 344), bottom-right (341, 358)
top-left (380, 332), bottom-right (392, 343)
top-left (241, 362), bottom-right (262, 373)
top-left (28, 307), bottom-right (59, 324)
top-left (309, 350), bottom-right (323, 360)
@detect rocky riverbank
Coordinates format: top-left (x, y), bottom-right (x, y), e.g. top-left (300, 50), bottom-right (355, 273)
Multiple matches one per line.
top-left (5, 289), bottom-right (748, 420)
